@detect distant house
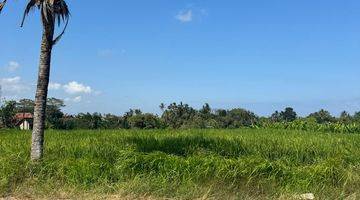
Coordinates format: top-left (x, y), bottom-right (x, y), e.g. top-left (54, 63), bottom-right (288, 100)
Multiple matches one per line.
top-left (15, 113), bottom-right (33, 130)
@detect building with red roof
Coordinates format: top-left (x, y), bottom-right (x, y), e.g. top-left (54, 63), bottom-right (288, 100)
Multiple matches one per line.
top-left (15, 113), bottom-right (33, 130)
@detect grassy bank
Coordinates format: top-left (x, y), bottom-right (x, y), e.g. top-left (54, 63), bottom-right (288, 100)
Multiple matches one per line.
top-left (1, 129), bottom-right (360, 199)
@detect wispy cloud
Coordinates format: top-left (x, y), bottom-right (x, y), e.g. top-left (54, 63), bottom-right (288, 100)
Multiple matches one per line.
top-left (175, 10), bottom-right (193, 23)
top-left (1, 76), bottom-right (20, 84)
top-left (49, 82), bottom-right (62, 90)
top-left (0, 76), bottom-right (29, 94)
top-left (4, 61), bottom-right (20, 72)
top-left (65, 96), bottom-right (82, 103)
top-left (175, 7), bottom-right (208, 23)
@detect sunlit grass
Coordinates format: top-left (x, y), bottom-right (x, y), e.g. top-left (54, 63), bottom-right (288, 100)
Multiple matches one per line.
top-left (1, 129), bottom-right (359, 199)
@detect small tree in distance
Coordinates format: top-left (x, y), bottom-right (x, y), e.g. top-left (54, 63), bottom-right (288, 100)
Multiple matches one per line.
top-left (308, 109), bottom-right (335, 124)
top-left (280, 107), bottom-right (297, 122)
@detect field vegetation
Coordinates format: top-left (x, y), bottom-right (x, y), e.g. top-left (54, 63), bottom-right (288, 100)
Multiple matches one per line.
top-left (1, 129), bottom-right (360, 199)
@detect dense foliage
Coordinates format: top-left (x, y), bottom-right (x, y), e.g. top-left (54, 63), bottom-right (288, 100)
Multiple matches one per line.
top-left (1, 99), bottom-right (360, 133)
top-left (0, 129), bottom-right (359, 199)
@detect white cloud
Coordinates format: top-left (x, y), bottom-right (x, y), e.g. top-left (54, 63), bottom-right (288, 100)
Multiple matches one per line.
top-left (49, 82), bottom-right (62, 90)
top-left (175, 10), bottom-right (193, 23)
top-left (49, 81), bottom-right (99, 98)
top-left (0, 76), bottom-right (29, 94)
top-left (73, 96), bottom-right (82, 103)
top-left (63, 81), bottom-right (92, 94)
top-left (65, 96), bottom-right (82, 103)
top-left (4, 61), bottom-right (20, 72)
top-left (1, 76), bottom-right (21, 84)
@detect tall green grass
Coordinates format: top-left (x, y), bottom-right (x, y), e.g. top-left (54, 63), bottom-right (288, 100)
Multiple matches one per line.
top-left (1, 129), bottom-right (360, 199)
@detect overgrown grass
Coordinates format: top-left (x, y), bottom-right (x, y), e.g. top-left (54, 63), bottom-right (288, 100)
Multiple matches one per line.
top-left (1, 129), bottom-right (360, 199)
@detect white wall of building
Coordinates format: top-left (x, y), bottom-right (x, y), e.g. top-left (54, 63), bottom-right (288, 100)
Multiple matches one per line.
top-left (20, 120), bottom-right (30, 130)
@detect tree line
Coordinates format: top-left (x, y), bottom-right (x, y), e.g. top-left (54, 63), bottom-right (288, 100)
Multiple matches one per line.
top-left (1, 99), bottom-right (360, 133)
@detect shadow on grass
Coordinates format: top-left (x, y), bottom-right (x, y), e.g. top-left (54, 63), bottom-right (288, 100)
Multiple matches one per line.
top-left (124, 135), bottom-right (335, 164)
top-left (124, 135), bottom-right (250, 157)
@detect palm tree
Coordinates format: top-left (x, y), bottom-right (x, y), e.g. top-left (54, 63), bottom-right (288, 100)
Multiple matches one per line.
top-left (0, 0), bottom-right (69, 161)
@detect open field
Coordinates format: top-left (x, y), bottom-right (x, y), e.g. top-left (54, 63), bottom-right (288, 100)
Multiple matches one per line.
top-left (1, 129), bottom-right (360, 199)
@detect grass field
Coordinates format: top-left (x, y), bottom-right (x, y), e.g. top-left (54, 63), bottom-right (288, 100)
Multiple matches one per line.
top-left (1, 129), bottom-right (360, 199)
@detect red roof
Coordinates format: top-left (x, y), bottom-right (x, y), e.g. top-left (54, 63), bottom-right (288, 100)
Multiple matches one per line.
top-left (15, 113), bottom-right (33, 120)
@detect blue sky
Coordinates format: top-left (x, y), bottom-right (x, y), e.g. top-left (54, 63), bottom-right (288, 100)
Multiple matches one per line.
top-left (1, 0), bottom-right (360, 116)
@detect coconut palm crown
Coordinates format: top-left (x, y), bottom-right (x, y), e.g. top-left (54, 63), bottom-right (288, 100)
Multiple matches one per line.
top-left (1, 0), bottom-right (69, 44)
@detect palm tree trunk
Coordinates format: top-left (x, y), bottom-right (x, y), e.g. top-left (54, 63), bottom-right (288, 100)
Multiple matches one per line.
top-left (31, 16), bottom-right (54, 161)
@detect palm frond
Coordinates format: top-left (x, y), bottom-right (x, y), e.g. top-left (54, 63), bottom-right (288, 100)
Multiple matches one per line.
top-left (0, 0), bottom-right (7, 13)
top-left (20, 0), bottom-right (38, 27)
top-left (52, 0), bottom-right (70, 45)
top-left (20, 0), bottom-right (70, 45)
top-left (52, 13), bottom-right (68, 45)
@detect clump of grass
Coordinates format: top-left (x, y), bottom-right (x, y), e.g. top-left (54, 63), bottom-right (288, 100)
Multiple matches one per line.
top-left (1, 129), bottom-right (360, 199)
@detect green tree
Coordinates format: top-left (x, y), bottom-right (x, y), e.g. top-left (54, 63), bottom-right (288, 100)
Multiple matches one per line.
top-left (75, 113), bottom-right (104, 129)
top-left (92, 113), bottom-right (103, 129)
top-left (227, 108), bottom-right (259, 128)
top-left (339, 111), bottom-right (352, 124)
top-left (214, 109), bottom-right (229, 128)
top-left (134, 109), bottom-right (142, 115)
top-left (0, 100), bottom-right (16, 128)
top-left (162, 102), bottom-right (197, 129)
top-left (280, 107), bottom-right (297, 122)
top-left (103, 114), bottom-right (123, 129)
top-left (128, 113), bottom-right (161, 129)
top-left (270, 111), bottom-right (282, 122)
top-left (159, 103), bottom-right (166, 112)
top-left (1, 0), bottom-right (70, 161)
top-left (185, 103), bottom-right (217, 129)
top-left (199, 103), bottom-right (212, 119)
top-left (354, 112), bottom-right (360, 122)
top-left (308, 109), bottom-right (335, 124)
top-left (46, 98), bottom-right (65, 129)
top-left (16, 99), bottom-right (35, 113)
